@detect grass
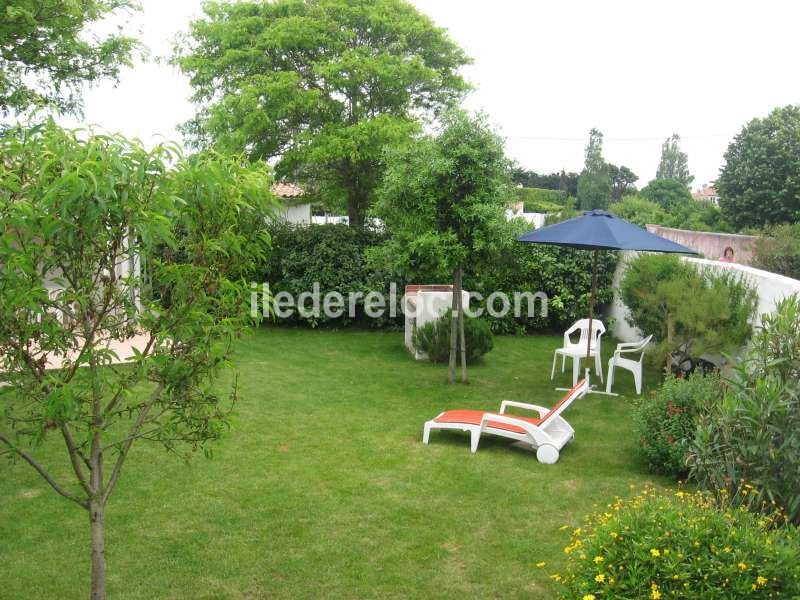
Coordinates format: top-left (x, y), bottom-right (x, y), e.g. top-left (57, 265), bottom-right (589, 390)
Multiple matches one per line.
top-left (0, 328), bottom-right (666, 599)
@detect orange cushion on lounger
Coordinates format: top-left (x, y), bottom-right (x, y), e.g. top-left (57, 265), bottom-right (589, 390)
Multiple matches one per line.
top-left (434, 410), bottom-right (542, 433)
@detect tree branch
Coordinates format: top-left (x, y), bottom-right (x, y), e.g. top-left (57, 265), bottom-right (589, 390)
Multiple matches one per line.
top-left (101, 382), bottom-right (164, 505)
top-left (0, 433), bottom-right (88, 509)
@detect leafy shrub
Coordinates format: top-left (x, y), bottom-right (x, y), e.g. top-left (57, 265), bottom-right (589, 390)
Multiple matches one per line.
top-left (621, 253), bottom-right (757, 371)
top-left (635, 372), bottom-right (722, 477)
top-left (514, 186), bottom-right (567, 212)
top-left (466, 221), bottom-right (618, 334)
top-left (412, 311), bottom-right (493, 363)
top-left (689, 296), bottom-right (800, 524)
top-left (752, 223), bottom-right (800, 280)
top-left (554, 486), bottom-right (800, 599)
top-left (609, 195), bottom-right (668, 227)
top-left (257, 223), bottom-right (398, 328)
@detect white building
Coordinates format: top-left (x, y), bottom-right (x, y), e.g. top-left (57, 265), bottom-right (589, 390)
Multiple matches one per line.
top-left (270, 182), bottom-right (313, 225)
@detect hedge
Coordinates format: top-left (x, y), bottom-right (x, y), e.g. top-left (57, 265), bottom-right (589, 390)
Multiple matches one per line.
top-left (257, 223), bottom-right (618, 332)
top-left (514, 187), bottom-right (568, 213)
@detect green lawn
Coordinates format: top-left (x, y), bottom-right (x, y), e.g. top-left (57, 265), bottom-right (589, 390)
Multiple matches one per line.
top-left (0, 328), bottom-right (666, 599)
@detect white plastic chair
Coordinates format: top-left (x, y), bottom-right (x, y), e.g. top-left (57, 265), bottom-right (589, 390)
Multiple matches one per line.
top-left (551, 319), bottom-right (605, 386)
top-left (605, 335), bottom-right (653, 395)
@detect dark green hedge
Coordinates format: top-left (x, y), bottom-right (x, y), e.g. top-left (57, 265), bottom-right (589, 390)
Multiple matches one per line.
top-left (514, 187), bottom-right (568, 213)
top-left (258, 223), bottom-right (618, 332)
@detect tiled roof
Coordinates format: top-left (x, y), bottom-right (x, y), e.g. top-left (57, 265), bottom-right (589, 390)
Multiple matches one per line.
top-left (270, 182), bottom-right (304, 199)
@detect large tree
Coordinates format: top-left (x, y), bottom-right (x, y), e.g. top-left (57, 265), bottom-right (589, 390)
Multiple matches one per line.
top-left (717, 105), bottom-right (800, 229)
top-left (373, 111), bottom-right (509, 383)
top-left (641, 177), bottom-right (693, 213)
top-left (174, 0), bottom-right (470, 226)
top-left (0, 0), bottom-right (139, 116)
top-left (608, 163), bottom-right (638, 200)
top-left (656, 133), bottom-right (694, 187)
top-left (0, 123), bottom-right (275, 599)
top-left (577, 128), bottom-right (611, 210)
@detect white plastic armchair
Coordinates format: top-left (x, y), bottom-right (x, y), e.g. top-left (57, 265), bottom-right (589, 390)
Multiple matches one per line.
top-left (551, 319), bottom-right (606, 386)
top-left (605, 334), bottom-right (653, 395)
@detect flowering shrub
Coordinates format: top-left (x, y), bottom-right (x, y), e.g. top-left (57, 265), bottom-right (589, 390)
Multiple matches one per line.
top-left (634, 372), bottom-right (722, 477)
top-left (552, 486), bottom-right (800, 599)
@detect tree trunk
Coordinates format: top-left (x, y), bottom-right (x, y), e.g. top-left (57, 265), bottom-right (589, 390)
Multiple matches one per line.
top-left (90, 500), bottom-right (106, 600)
top-left (448, 265), bottom-right (460, 384)
top-left (457, 266), bottom-right (468, 383)
top-left (346, 195), bottom-right (364, 227)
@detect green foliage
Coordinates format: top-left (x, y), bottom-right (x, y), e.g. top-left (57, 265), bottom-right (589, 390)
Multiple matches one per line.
top-left (641, 177), bottom-right (693, 212)
top-left (690, 296), bottom-right (800, 524)
top-left (468, 221), bottom-right (618, 333)
top-left (555, 486), bottom-right (800, 599)
top-left (373, 110), bottom-right (509, 280)
top-left (610, 193), bottom-right (733, 233)
top-left (0, 122), bottom-right (276, 593)
top-left (752, 223), bottom-right (800, 280)
top-left (412, 311), bottom-right (493, 364)
top-left (656, 133), bottom-right (694, 186)
top-left (634, 372), bottom-right (722, 477)
top-left (0, 0), bottom-right (139, 115)
top-left (174, 0), bottom-right (470, 225)
top-left (620, 254), bottom-right (757, 370)
top-left (718, 105), bottom-right (800, 229)
top-left (608, 163), bottom-right (638, 200)
top-left (609, 195), bottom-right (668, 227)
top-left (514, 186), bottom-right (566, 212)
top-left (510, 167), bottom-right (579, 196)
top-left (257, 223), bottom-right (396, 328)
top-left (577, 128), bottom-right (611, 210)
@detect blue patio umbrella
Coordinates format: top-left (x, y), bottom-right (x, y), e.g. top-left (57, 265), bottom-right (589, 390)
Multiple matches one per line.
top-left (518, 210), bottom-right (698, 391)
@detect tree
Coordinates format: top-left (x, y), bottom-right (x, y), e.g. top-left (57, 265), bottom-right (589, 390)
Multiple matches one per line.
top-left (620, 254), bottom-right (757, 373)
top-left (173, 0), bottom-right (470, 226)
top-left (0, 123), bottom-right (276, 599)
top-left (656, 133), bottom-right (693, 187)
top-left (608, 195), bottom-right (667, 227)
top-left (0, 0), bottom-right (139, 116)
top-left (717, 105), bottom-right (800, 229)
top-left (641, 177), bottom-right (693, 213)
top-left (577, 128), bottom-right (611, 210)
top-left (372, 111), bottom-right (509, 383)
top-left (509, 167), bottom-right (579, 196)
top-left (608, 163), bottom-right (638, 200)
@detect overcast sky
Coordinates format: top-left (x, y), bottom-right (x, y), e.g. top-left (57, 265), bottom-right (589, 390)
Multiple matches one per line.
top-left (62, 0), bottom-right (800, 189)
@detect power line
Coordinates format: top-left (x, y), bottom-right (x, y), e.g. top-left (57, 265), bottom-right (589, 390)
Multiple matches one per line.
top-left (505, 133), bottom-right (735, 142)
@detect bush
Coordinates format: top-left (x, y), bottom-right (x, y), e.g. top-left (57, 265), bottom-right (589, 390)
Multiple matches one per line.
top-left (514, 186), bottom-right (567, 212)
top-left (257, 223), bottom-right (398, 328)
top-left (635, 372), bottom-right (722, 477)
top-left (621, 253), bottom-right (757, 372)
top-left (752, 223), bottom-right (800, 280)
top-left (554, 486), bottom-right (800, 599)
top-left (609, 195), bottom-right (668, 227)
top-left (466, 221), bottom-right (618, 334)
top-left (413, 311), bottom-right (493, 364)
top-left (689, 296), bottom-right (800, 524)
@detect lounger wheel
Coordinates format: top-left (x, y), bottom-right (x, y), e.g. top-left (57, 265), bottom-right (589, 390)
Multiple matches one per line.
top-left (536, 444), bottom-right (559, 464)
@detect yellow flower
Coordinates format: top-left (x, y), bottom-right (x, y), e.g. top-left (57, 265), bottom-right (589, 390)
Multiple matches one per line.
top-left (582, 595), bottom-right (596, 600)
top-left (536, 561), bottom-right (546, 568)
top-left (738, 562), bottom-right (747, 571)
top-left (650, 583), bottom-right (662, 599)
top-left (559, 525), bottom-right (569, 531)
top-left (757, 576), bottom-right (768, 585)
top-left (595, 573), bottom-right (606, 583)
top-left (723, 547), bottom-right (732, 553)
top-left (593, 556), bottom-right (604, 564)
top-left (610, 531), bottom-right (619, 539)
top-left (549, 574), bottom-right (562, 582)
top-left (650, 548), bottom-right (661, 557)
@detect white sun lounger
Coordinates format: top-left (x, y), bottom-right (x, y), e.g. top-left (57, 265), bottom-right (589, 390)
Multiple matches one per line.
top-left (422, 379), bottom-right (588, 464)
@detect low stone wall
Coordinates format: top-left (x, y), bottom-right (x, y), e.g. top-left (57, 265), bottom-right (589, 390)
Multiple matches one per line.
top-left (645, 225), bottom-right (760, 265)
top-left (607, 252), bottom-right (800, 343)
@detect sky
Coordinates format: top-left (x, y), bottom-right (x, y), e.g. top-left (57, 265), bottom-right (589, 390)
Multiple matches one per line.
top-left (61, 0), bottom-right (800, 190)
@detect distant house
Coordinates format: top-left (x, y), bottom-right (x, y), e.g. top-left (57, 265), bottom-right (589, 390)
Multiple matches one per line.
top-left (693, 184), bottom-right (720, 206)
top-left (270, 182), bottom-right (312, 225)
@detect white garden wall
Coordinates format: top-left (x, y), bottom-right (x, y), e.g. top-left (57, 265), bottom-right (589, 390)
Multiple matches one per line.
top-left (607, 252), bottom-right (800, 343)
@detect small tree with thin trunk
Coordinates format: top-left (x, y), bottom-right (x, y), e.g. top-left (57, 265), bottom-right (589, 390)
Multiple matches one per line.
top-left (372, 110), bottom-right (509, 383)
top-left (0, 122), bottom-right (275, 599)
